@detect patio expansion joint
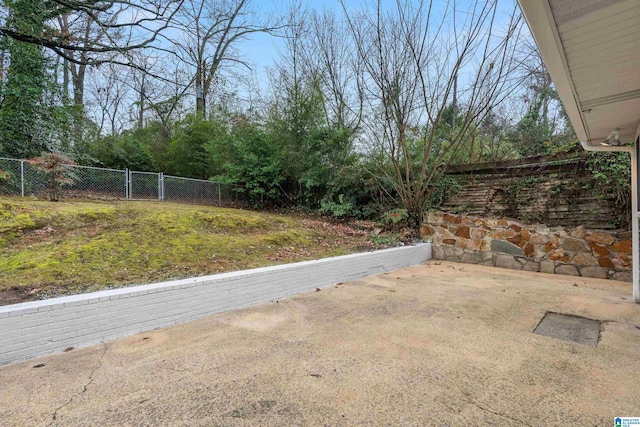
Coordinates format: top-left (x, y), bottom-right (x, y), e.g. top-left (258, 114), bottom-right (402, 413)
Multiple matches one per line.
top-left (47, 343), bottom-right (108, 426)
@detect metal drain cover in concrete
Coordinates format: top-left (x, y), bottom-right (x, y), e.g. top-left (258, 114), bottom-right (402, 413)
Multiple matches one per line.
top-left (534, 312), bottom-right (601, 346)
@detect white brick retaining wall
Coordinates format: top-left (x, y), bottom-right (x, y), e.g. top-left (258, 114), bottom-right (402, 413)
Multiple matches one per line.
top-left (0, 244), bottom-right (431, 366)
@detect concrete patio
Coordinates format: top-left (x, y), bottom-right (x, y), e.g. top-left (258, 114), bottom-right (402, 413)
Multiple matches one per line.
top-left (1, 261), bottom-right (639, 426)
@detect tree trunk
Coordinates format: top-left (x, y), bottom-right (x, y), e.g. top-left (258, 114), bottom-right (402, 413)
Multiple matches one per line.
top-left (138, 73), bottom-right (145, 129)
top-left (62, 58), bottom-right (70, 104)
top-left (452, 72), bottom-right (457, 129)
top-left (72, 66), bottom-right (85, 108)
top-left (195, 64), bottom-right (205, 118)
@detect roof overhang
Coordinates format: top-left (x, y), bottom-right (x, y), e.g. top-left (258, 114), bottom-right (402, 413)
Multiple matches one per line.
top-left (517, 0), bottom-right (640, 148)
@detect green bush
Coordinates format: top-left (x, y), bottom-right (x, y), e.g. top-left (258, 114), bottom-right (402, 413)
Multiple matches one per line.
top-left (318, 161), bottom-right (390, 219)
top-left (426, 174), bottom-right (460, 210)
top-left (379, 208), bottom-right (409, 229)
top-left (319, 194), bottom-right (355, 218)
top-left (585, 151), bottom-right (631, 229)
top-left (0, 169), bottom-right (10, 184)
top-left (169, 116), bottom-right (223, 179)
top-left (210, 124), bottom-right (284, 208)
top-left (88, 132), bottom-right (156, 172)
top-left (368, 233), bottom-right (400, 246)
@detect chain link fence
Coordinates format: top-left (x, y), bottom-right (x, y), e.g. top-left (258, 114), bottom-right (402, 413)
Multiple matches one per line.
top-left (129, 171), bottom-right (160, 200)
top-left (66, 164), bottom-right (127, 200)
top-left (0, 157), bottom-right (240, 206)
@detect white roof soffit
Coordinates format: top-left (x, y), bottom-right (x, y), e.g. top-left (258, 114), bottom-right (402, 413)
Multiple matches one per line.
top-left (517, 0), bottom-right (640, 147)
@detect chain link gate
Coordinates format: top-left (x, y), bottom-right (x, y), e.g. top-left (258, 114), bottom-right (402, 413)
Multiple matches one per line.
top-left (128, 171), bottom-right (161, 201)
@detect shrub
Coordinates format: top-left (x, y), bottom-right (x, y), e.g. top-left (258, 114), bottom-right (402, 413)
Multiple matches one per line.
top-left (368, 233), bottom-right (400, 246)
top-left (379, 208), bottom-right (409, 229)
top-left (585, 151), bottom-right (631, 229)
top-left (28, 153), bottom-right (77, 201)
top-left (319, 194), bottom-right (355, 218)
top-left (0, 169), bottom-right (9, 184)
top-left (210, 125), bottom-right (284, 208)
top-left (319, 163), bottom-right (390, 219)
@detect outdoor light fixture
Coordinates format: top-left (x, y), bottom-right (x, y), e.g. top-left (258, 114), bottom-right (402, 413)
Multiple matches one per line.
top-left (601, 128), bottom-right (622, 146)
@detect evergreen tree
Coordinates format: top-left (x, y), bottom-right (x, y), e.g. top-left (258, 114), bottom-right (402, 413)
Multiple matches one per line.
top-left (0, 0), bottom-right (50, 158)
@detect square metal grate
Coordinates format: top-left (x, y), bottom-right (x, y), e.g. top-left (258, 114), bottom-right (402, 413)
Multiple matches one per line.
top-left (534, 312), bottom-right (601, 347)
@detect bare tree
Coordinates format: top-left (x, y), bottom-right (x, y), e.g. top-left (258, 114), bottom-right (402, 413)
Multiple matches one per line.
top-left (268, 4), bottom-right (362, 132)
top-left (126, 53), bottom-right (191, 133)
top-left (303, 9), bottom-right (363, 132)
top-left (56, 12), bottom-right (112, 108)
top-left (172, 0), bottom-right (283, 118)
top-left (54, 11), bottom-right (117, 148)
top-left (517, 37), bottom-right (567, 140)
top-left (267, 1), bottom-right (307, 119)
top-left (342, 0), bottom-right (525, 232)
top-left (0, 0), bottom-right (183, 69)
top-left (88, 62), bottom-right (132, 135)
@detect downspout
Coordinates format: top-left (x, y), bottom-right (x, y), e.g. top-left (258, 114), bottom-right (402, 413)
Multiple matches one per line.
top-left (580, 141), bottom-right (639, 302)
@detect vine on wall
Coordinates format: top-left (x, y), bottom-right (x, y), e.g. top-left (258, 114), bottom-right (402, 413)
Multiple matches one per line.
top-left (502, 176), bottom-right (543, 223)
top-left (443, 144), bottom-right (633, 230)
top-left (584, 151), bottom-right (631, 230)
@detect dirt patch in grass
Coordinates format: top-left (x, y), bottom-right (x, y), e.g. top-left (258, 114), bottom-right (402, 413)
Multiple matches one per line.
top-left (0, 196), bottom-right (394, 305)
top-left (0, 288), bottom-right (40, 305)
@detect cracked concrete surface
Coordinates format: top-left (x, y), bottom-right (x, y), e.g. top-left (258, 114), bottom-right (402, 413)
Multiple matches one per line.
top-left (49, 344), bottom-right (107, 425)
top-left (1, 261), bottom-right (640, 426)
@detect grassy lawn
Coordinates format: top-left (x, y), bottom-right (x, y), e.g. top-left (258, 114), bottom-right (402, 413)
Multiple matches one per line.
top-left (0, 197), bottom-right (380, 304)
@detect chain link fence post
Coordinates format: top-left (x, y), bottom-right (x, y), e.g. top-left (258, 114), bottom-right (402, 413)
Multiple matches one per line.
top-left (20, 160), bottom-right (24, 197)
top-left (159, 172), bottom-right (165, 201)
top-left (125, 168), bottom-right (129, 200)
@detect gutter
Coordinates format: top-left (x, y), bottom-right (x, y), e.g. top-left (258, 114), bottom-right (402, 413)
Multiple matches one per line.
top-left (580, 141), bottom-right (639, 302)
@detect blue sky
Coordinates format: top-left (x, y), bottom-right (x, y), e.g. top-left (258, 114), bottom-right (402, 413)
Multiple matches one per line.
top-left (240, 0), bottom-right (425, 72)
top-left (238, 0), bottom-right (521, 92)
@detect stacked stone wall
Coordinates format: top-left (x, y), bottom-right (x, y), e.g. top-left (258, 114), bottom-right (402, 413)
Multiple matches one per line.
top-left (421, 212), bottom-right (632, 281)
top-left (442, 154), bottom-right (624, 230)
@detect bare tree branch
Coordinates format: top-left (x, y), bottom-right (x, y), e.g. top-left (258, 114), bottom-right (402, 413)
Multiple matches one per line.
top-left (0, 0), bottom-right (184, 66)
top-left (170, 0), bottom-right (286, 117)
top-left (342, 0), bottom-right (526, 231)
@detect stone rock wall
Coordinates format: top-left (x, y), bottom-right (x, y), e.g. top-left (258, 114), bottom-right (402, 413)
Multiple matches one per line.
top-left (442, 153), bottom-right (625, 230)
top-left (421, 212), bottom-right (632, 282)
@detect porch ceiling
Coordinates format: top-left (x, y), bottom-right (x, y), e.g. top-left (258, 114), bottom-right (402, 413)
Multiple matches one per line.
top-left (518, 0), bottom-right (640, 146)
